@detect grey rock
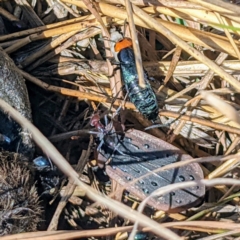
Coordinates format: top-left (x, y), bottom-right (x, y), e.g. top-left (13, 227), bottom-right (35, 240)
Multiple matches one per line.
top-left (0, 48), bottom-right (34, 158)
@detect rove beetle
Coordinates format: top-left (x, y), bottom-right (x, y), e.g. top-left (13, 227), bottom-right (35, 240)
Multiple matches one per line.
top-left (114, 38), bottom-right (159, 121)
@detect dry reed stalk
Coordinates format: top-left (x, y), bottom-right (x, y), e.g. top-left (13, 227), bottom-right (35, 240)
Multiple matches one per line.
top-left (225, 137), bottom-right (240, 155)
top-left (207, 158), bottom-right (240, 179)
top-left (143, 6), bottom-right (240, 34)
top-left (5, 36), bottom-right (32, 53)
top-left (146, 60), bottom-right (240, 77)
top-left (105, 0), bottom-right (206, 9)
top-left (214, 12), bottom-right (240, 60)
top-left (27, 20), bottom-right (99, 40)
top-left (162, 46), bottom-right (182, 86)
top-left (0, 6), bottom-right (19, 21)
top-left (5, 19), bottom-right (100, 53)
top-left (18, 69), bottom-right (135, 109)
top-left (28, 27), bottom-right (101, 71)
top-left (15, 0), bottom-right (44, 27)
top-left (79, 0), bottom-right (119, 97)
top-left (20, 31), bottom-right (78, 68)
top-left (0, 15), bottom-right (94, 42)
top-left (201, 91), bottom-right (240, 127)
top-left (159, 110), bottom-right (240, 135)
top-left (123, 0), bottom-right (146, 88)
top-left (188, 0), bottom-right (240, 24)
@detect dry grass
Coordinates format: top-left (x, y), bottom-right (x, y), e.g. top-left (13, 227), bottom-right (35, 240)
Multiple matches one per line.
top-left (1, 0), bottom-right (240, 239)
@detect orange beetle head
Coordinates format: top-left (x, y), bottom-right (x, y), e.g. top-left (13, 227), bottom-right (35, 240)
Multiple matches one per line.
top-left (114, 38), bottom-right (133, 52)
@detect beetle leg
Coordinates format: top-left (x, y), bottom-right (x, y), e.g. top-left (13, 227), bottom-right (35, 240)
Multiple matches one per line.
top-left (0, 133), bottom-right (11, 144)
top-left (113, 143), bottom-right (127, 156)
top-left (104, 114), bottom-right (108, 126)
top-left (97, 138), bottom-right (105, 152)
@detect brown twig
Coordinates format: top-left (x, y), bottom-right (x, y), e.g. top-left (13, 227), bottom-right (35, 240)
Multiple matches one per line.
top-left (5, 19), bottom-right (100, 54)
top-left (143, 6), bottom-right (240, 34)
top-left (0, 6), bottom-right (19, 21)
top-left (47, 145), bottom-right (91, 231)
top-left (15, 0), bottom-right (44, 27)
top-left (20, 31), bottom-right (78, 68)
top-left (18, 69), bottom-right (135, 109)
top-left (81, 0), bottom-right (110, 38)
top-left (161, 46), bottom-right (182, 87)
top-left (123, 0), bottom-right (146, 88)
top-left (0, 15), bottom-right (94, 42)
top-left (159, 110), bottom-right (240, 135)
top-left (27, 28), bottom-right (101, 71)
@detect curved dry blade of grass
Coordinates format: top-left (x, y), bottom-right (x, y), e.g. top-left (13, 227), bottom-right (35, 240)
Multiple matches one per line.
top-left (201, 91), bottom-right (240, 127)
top-left (137, 178), bottom-right (240, 215)
top-left (162, 46), bottom-right (182, 86)
top-left (214, 12), bottom-right (240, 60)
top-left (188, 0), bottom-right (240, 23)
top-left (199, 229), bottom-right (240, 240)
top-left (0, 98), bottom-right (181, 240)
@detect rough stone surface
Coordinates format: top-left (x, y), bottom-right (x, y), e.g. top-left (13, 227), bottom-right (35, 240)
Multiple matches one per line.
top-left (0, 48), bottom-right (34, 158)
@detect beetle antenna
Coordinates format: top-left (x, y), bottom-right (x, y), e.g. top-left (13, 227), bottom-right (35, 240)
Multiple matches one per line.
top-left (98, 37), bottom-right (116, 43)
top-left (145, 111), bottom-right (187, 130)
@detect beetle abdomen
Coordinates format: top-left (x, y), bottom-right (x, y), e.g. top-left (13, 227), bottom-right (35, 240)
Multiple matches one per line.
top-left (118, 47), bottom-right (159, 121)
